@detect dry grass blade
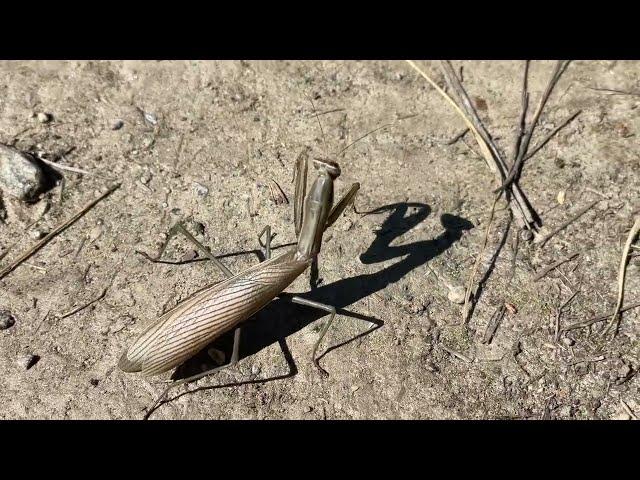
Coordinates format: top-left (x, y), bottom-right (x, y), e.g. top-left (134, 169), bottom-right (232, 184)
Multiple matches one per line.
top-left (603, 217), bottom-right (640, 336)
top-left (619, 399), bottom-right (638, 420)
top-left (0, 183), bottom-right (121, 281)
top-left (405, 60), bottom-right (495, 167)
top-left (37, 156), bottom-right (91, 175)
top-left (556, 288), bottom-right (580, 340)
top-left (440, 344), bottom-right (473, 363)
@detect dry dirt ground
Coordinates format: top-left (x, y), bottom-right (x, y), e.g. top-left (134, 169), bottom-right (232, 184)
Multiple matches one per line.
top-left (0, 60), bottom-right (638, 420)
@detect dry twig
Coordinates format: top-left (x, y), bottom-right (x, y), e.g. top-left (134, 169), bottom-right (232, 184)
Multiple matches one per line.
top-left (536, 201), bottom-right (599, 247)
top-left (562, 301), bottom-right (640, 332)
top-left (0, 183), bottom-right (121, 281)
top-left (58, 287), bottom-right (108, 319)
top-left (533, 252), bottom-right (579, 282)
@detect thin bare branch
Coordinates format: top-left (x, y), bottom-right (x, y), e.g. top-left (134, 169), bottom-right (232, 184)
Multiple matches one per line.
top-left (533, 252), bottom-right (580, 282)
top-left (603, 217), bottom-right (640, 336)
top-left (0, 183), bottom-right (121, 281)
top-left (536, 200), bottom-right (599, 247)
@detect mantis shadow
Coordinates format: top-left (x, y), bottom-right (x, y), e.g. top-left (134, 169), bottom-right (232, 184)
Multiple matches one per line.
top-left (150, 202), bottom-right (473, 417)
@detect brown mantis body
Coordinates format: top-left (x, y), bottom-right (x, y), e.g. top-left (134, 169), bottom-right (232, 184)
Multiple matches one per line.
top-left (118, 151), bottom-right (361, 414)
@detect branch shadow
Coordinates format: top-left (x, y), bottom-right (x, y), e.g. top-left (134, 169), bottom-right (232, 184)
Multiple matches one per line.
top-left (146, 202), bottom-right (473, 418)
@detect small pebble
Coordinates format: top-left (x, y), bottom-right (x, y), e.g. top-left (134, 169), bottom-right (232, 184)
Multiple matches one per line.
top-left (520, 229), bottom-right (534, 242)
top-left (144, 112), bottom-right (158, 125)
top-left (0, 310), bottom-right (16, 330)
top-left (37, 112), bottom-right (51, 123)
top-left (341, 218), bottom-right (353, 232)
top-left (557, 405), bottom-right (572, 418)
top-left (29, 229), bottom-right (47, 240)
top-left (409, 301), bottom-right (426, 314)
top-left (424, 360), bottom-right (439, 373)
top-left (87, 224), bottom-right (104, 244)
top-left (140, 173), bottom-right (151, 185)
top-left (618, 363), bottom-right (632, 379)
top-left (17, 354), bottom-right (40, 370)
top-left (181, 250), bottom-right (199, 262)
top-left (112, 120), bottom-right (124, 130)
top-left (304, 405), bottom-right (313, 413)
top-left (504, 302), bottom-right (518, 314)
top-left (251, 364), bottom-right (261, 375)
top-left (561, 337), bottom-right (575, 347)
top-left (193, 221), bottom-right (206, 236)
top-left (447, 285), bottom-right (466, 304)
top-left (194, 182), bottom-right (209, 197)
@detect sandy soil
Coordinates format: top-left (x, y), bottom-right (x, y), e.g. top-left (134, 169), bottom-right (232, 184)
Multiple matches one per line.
top-left (0, 60), bottom-right (638, 420)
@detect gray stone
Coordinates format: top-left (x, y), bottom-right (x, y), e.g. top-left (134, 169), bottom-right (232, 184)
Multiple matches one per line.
top-left (0, 310), bottom-right (16, 330)
top-left (194, 182), bottom-right (209, 197)
top-left (0, 145), bottom-right (46, 201)
top-left (520, 229), bottom-right (534, 242)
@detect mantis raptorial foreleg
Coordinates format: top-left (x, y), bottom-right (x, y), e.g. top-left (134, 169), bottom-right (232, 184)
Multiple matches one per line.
top-left (289, 159), bottom-right (362, 375)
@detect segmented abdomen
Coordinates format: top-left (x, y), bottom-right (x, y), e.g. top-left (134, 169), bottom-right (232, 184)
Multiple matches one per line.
top-left (118, 250), bottom-right (309, 376)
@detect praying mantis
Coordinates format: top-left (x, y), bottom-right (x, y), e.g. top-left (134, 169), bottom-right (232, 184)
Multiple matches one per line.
top-left (118, 149), bottom-right (362, 414)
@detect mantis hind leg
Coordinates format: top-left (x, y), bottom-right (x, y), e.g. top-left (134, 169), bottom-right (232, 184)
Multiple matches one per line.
top-left (290, 296), bottom-right (337, 377)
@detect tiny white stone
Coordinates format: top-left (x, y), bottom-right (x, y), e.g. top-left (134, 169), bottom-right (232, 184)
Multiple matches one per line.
top-left (447, 285), bottom-right (466, 304)
top-left (37, 112), bottom-right (51, 123)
